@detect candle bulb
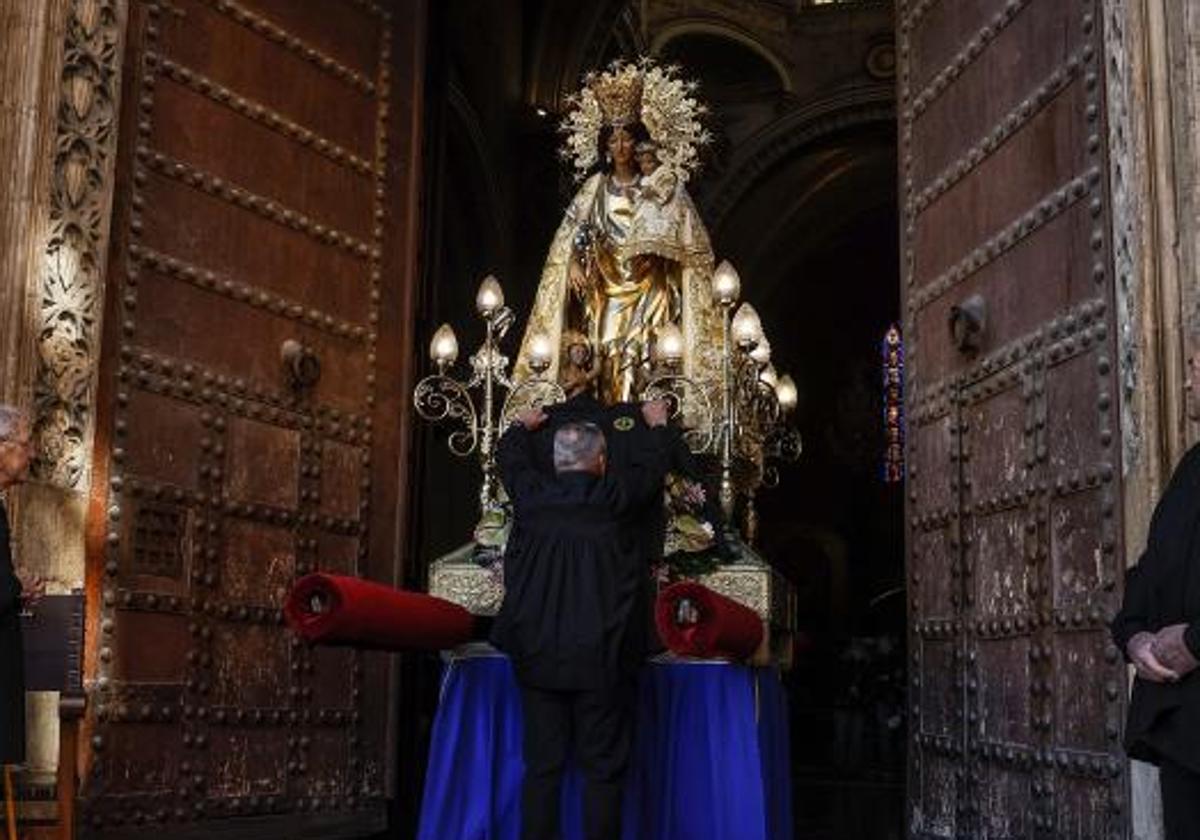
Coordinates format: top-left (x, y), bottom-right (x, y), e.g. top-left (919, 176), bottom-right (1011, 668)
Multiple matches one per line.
top-left (430, 323), bottom-right (459, 369)
top-left (528, 333), bottom-right (553, 373)
top-left (732, 303), bottom-right (763, 350)
top-left (711, 260), bottom-right (741, 307)
top-left (776, 374), bottom-right (798, 413)
top-left (475, 275), bottom-right (505, 316)
top-left (654, 323), bottom-right (685, 365)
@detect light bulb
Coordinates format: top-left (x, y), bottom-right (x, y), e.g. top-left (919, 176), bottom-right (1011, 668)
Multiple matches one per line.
top-left (528, 334), bottom-right (553, 373)
top-left (776, 374), bottom-right (798, 413)
top-left (711, 260), bottom-right (741, 307)
top-left (475, 275), bottom-right (504, 316)
top-left (654, 323), bottom-right (685, 364)
top-left (732, 303), bottom-right (763, 350)
top-left (430, 323), bottom-right (459, 368)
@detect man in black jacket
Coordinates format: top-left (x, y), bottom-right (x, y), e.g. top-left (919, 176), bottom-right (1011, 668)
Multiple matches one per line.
top-left (1, 406), bottom-right (36, 773)
top-left (1111, 350), bottom-right (1200, 839)
top-left (493, 400), bottom-right (670, 840)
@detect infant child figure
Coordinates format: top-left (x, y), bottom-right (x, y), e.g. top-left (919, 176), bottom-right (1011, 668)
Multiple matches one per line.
top-left (635, 141), bottom-right (676, 207)
top-left (559, 330), bottom-right (600, 399)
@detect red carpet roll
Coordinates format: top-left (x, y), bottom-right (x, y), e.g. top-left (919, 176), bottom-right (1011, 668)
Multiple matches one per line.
top-left (655, 581), bottom-right (765, 661)
top-left (284, 573), bottom-right (476, 651)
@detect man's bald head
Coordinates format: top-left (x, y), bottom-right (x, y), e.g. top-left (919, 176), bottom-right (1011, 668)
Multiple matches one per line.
top-left (553, 422), bottom-right (607, 475)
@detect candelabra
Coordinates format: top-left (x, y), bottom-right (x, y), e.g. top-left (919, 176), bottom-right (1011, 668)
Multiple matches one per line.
top-left (413, 275), bottom-right (563, 519)
top-left (642, 260), bottom-right (801, 542)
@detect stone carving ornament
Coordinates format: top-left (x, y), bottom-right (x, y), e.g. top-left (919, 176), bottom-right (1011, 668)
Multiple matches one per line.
top-left (35, 0), bottom-right (125, 489)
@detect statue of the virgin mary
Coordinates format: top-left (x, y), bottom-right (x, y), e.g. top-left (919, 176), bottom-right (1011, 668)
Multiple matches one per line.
top-left (513, 60), bottom-right (723, 404)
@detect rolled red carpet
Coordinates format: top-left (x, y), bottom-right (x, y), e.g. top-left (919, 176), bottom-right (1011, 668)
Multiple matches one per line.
top-left (284, 573), bottom-right (476, 651)
top-left (655, 580), bottom-right (764, 661)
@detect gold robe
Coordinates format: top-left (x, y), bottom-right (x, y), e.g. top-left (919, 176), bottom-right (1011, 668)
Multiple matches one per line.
top-left (515, 172), bottom-right (721, 404)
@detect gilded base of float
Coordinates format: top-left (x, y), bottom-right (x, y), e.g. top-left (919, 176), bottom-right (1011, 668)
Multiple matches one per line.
top-left (428, 542), bottom-right (796, 667)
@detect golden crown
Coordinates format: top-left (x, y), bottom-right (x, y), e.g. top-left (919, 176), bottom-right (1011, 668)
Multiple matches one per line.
top-left (561, 59), bottom-right (710, 183)
top-left (591, 67), bottom-right (643, 126)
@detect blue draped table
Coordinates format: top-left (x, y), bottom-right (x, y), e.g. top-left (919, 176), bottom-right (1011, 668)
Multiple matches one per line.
top-left (417, 648), bottom-right (792, 840)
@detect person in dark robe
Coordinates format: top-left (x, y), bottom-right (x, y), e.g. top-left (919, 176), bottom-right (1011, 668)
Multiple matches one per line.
top-left (492, 400), bottom-right (671, 840)
top-left (533, 392), bottom-right (727, 572)
top-left (1111, 349), bottom-right (1200, 839)
top-left (1, 406), bottom-right (37, 772)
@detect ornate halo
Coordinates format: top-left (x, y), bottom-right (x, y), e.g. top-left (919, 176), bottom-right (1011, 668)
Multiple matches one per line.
top-left (559, 57), bottom-right (711, 183)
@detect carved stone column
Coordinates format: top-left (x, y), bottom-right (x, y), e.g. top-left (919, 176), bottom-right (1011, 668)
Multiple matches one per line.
top-left (1104, 0), bottom-right (1199, 837)
top-left (0, 0), bottom-right (70, 409)
top-left (0, 0), bottom-right (127, 803)
top-left (0, 0), bottom-right (72, 800)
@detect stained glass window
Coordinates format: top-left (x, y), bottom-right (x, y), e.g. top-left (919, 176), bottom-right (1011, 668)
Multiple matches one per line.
top-left (882, 324), bottom-right (904, 483)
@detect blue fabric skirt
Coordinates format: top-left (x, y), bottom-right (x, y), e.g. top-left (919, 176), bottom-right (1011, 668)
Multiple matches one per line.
top-left (417, 652), bottom-right (792, 840)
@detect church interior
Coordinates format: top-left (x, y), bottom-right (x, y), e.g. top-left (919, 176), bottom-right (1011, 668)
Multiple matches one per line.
top-left (4, 0), bottom-right (1200, 838)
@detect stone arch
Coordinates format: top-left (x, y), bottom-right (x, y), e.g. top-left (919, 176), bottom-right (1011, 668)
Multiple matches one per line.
top-left (699, 84), bottom-right (896, 235)
top-left (650, 20), bottom-right (793, 93)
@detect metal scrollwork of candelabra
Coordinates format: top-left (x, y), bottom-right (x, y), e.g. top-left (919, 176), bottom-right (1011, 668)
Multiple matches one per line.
top-left (414, 275), bottom-right (564, 519)
top-left (641, 260), bottom-right (801, 544)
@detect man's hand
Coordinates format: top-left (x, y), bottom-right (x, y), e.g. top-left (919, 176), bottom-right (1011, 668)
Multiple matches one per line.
top-left (1151, 624), bottom-right (1200, 678)
top-left (1128, 631), bottom-right (1180, 683)
top-left (641, 399), bottom-right (669, 428)
top-left (517, 409), bottom-right (548, 431)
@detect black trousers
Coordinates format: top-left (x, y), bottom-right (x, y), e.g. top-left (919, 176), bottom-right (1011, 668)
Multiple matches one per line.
top-left (518, 680), bottom-right (635, 840)
top-left (1161, 759), bottom-right (1200, 840)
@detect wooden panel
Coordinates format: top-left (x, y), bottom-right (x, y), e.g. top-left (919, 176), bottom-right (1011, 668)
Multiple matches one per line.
top-left (912, 1), bottom-right (1082, 190)
top-left (978, 765), bottom-right (1034, 839)
top-left (910, 0), bottom-right (999, 91)
top-left (112, 612), bottom-right (190, 682)
top-left (219, 520), bottom-right (295, 607)
top-left (1053, 633), bottom-right (1114, 752)
top-left (212, 623), bottom-right (290, 708)
top-left (911, 409), bottom-right (957, 514)
top-left (158, 0), bottom-right (376, 157)
top-left (961, 376), bottom-right (1027, 499)
top-left (901, 0), bottom-right (1128, 835)
top-left (245, 0), bottom-right (381, 76)
top-left (970, 509), bottom-right (1028, 620)
top-left (913, 202), bottom-right (1099, 383)
top-left (151, 76), bottom-right (375, 238)
top-left (317, 533), bottom-right (360, 575)
top-left (83, 0), bottom-right (424, 834)
top-left (914, 80), bottom-right (1091, 288)
top-left (913, 527), bottom-right (955, 620)
top-left (135, 269), bottom-right (370, 411)
top-left (976, 637), bottom-right (1031, 743)
top-left (224, 418), bottom-right (301, 509)
top-left (136, 178), bottom-right (371, 326)
top-left (319, 440), bottom-right (364, 521)
top-left (209, 728), bottom-right (288, 797)
top-left (917, 755), bottom-right (959, 837)
top-left (920, 639), bottom-right (959, 737)
top-left (123, 390), bottom-right (207, 490)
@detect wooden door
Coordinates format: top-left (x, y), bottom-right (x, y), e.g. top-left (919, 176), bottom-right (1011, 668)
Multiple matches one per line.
top-left (81, 0), bottom-right (424, 836)
top-left (899, 1), bottom-right (1128, 837)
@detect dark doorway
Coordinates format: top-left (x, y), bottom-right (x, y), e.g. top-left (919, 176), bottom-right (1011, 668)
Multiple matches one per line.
top-left (411, 6), bottom-right (905, 839)
top-left (707, 124), bottom-right (906, 839)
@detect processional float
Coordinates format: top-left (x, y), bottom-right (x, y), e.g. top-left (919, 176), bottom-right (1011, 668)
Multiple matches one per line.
top-left (288, 58), bottom-right (802, 840)
top-left (418, 263), bottom-right (802, 663)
